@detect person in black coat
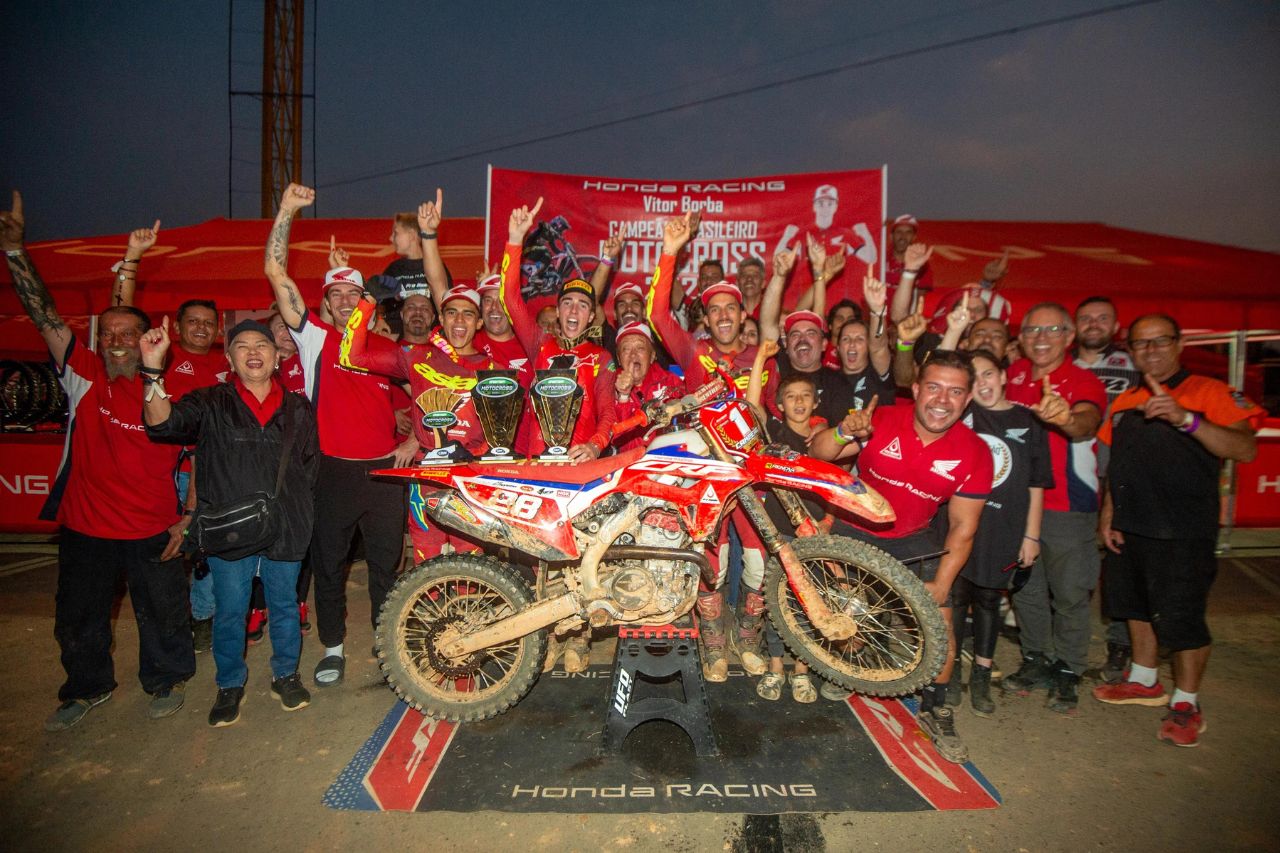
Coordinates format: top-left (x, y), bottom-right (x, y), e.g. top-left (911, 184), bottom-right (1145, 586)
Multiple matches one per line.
top-left (143, 318), bottom-right (318, 728)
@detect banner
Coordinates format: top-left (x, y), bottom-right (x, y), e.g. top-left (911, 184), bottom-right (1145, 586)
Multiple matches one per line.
top-left (486, 167), bottom-right (886, 311)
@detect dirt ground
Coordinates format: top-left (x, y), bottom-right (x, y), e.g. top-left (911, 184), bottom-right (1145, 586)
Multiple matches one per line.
top-left (0, 533), bottom-right (1277, 852)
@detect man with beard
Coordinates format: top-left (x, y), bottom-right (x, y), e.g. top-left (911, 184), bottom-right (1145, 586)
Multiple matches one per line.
top-left (1001, 303), bottom-right (1107, 715)
top-left (598, 278), bottom-right (672, 368)
top-left (810, 351), bottom-right (992, 763)
top-left (670, 256), bottom-right (724, 331)
top-left (2, 191), bottom-right (194, 730)
top-left (343, 284), bottom-right (491, 559)
top-left (815, 268), bottom-right (895, 424)
top-left (1074, 295), bottom-right (1143, 682)
top-left (609, 321), bottom-right (684, 451)
top-left (649, 212), bottom-right (779, 680)
top-left (265, 183), bottom-right (417, 688)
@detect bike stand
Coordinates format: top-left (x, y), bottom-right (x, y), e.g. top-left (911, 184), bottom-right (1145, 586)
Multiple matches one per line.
top-left (600, 620), bottom-right (719, 757)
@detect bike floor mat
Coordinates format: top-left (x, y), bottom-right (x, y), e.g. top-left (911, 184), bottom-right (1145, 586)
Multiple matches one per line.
top-left (325, 665), bottom-right (1001, 814)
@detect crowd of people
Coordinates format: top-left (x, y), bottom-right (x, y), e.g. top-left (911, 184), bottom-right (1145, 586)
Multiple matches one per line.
top-left (1, 184), bottom-right (1263, 759)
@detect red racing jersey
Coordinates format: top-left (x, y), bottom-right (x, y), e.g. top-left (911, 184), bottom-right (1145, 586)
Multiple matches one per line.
top-left (611, 362), bottom-right (686, 451)
top-left (856, 404), bottom-right (993, 538)
top-left (1005, 359), bottom-right (1107, 513)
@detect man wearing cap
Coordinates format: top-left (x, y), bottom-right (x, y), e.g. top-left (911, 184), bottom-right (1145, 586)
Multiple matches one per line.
top-left (343, 283), bottom-right (492, 560)
top-left (265, 183), bottom-right (417, 687)
top-left (649, 212), bottom-right (779, 680)
top-left (474, 272), bottom-right (534, 386)
top-left (142, 318), bottom-right (319, 727)
top-left (499, 199), bottom-right (618, 462)
top-left (610, 321), bottom-right (685, 451)
top-left (884, 215), bottom-right (933, 301)
top-left (776, 184), bottom-right (877, 307)
top-left (3, 191), bottom-right (194, 731)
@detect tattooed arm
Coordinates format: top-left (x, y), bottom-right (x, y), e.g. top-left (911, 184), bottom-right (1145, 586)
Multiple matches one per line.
top-left (263, 183), bottom-right (315, 330)
top-left (1, 191), bottom-right (73, 366)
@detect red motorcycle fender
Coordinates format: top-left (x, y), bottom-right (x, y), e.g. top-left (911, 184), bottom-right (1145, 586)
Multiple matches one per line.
top-left (744, 454), bottom-right (896, 526)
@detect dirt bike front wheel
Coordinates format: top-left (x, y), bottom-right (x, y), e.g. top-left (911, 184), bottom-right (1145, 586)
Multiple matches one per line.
top-left (375, 554), bottom-right (546, 722)
top-left (764, 534), bottom-right (947, 697)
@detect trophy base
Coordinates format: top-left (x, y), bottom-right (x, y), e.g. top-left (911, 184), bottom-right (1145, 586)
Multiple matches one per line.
top-left (478, 450), bottom-right (525, 462)
top-left (536, 447), bottom-right (572, 463)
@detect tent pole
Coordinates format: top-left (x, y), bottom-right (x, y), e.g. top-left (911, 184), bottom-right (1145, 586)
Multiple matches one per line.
top-left (1218, 329), bottom-right (1248, 554)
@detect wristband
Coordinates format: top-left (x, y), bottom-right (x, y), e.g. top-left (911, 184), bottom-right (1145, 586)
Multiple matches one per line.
top-left (1179, 412), bottom-right (1201, 434)
top-left (896, 340), bottom-right (915, 352)
top-left (419, 231), bottom-right (437, 240)
top-left (901, 269), bottom-right (918, 278)
top-left (183, 509), bottom-right (195, 517)
top-left (832, 426), bottom-right (852, 447)
top-left (1023, 535), bottom-right (1040, 544)
top-left (5, 248), bottom-right (25, 258)
top-left (138, 365), bottom-right (164, 376)
top-left (600, 257), bottom-right (615, 267)
top-left (121, 256), bottom-right (140, 264)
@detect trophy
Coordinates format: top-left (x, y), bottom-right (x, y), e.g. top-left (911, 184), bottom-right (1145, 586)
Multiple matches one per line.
top-left (416, 385), bottom-right (468, 463)
top-left (530, 368), bottom-right (583, 461)
top-left (471, 370), bottom-right (526, 460)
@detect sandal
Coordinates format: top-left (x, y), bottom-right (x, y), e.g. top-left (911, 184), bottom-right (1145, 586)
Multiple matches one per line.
top-left (791, 673), bottom-right (818, 704)
top-left (313, 654), bottom-right (345, 687)
top-left (756, 671), bottom-right (785, 701)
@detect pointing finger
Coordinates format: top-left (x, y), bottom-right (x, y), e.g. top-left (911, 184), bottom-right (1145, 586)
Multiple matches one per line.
top-left (435, 187), bottom-right (443, 210)
top-left (151, 219), bottom-right (161, 234)
top-left (1144, 374), bottom-right (1167, 396)
top-left (11, 190), bottom-right (22, 217)
top-left (529, 196), bottom-right (544, 219)
top-left (865, 394), bottom-right (879, 418)
top-left (1042, 376), bottom-right (1053, 398)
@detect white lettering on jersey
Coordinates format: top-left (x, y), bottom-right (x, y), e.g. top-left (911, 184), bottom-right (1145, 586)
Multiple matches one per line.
top-left (880, 437), bottom-right (903, 460)
top-left (174, 361), bottom-right (195, 376)
top-left (930, 459), bottom-right (961, 481)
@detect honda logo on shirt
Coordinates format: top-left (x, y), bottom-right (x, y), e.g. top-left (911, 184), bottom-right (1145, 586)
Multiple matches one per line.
top-left (930, 460), bottom-right (961, 481)
top-left (880, 437), bottom-right (903, 460)
top-left (174, 361), bottom-right (195, 376)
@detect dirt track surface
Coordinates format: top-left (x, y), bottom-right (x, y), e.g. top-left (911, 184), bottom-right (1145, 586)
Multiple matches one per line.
top-left (1, 541), bottom-right (1277, 852)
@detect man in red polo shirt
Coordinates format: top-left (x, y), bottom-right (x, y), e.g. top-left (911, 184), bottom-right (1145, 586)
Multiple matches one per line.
top-left (1001, 302), bottom-right (1107, 715)
top-left (2, 191), bottom-right (194, 731)
top-left (609, 321), bottom-right (685, 451)
top-left (265, 183), bottom-right (417, 688)
top-left (811, 350), bottom-right (993, 763)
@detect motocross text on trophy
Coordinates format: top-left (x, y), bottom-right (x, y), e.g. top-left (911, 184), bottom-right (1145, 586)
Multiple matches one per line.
top-left (530, 368), bottom-right (583, 461)
top-left (471, 370), bottom-right (526, 461)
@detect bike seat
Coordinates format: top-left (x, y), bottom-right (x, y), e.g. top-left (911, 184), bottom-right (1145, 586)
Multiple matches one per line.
top-left (480, 447), bottom-right (645, 485)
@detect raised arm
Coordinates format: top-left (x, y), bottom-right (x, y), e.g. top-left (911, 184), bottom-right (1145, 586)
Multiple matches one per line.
top-left (590, 233), bottom-right (625, 316)
top-left (758, 250), bottom-right (795, 342)
top-left (862, 265), bottom-right (891, 377)
top-left (498, 197), bottom-right (544, 360)
top-left (795, 245), bottom-right (843, 313)
top-left (1, 191), bottom-right (73, 366)
top-left (647, 213), bottom-right (697, 370)
top-left (418, 188), bottom-right (450, 309)
top-left (891, 243), bottom-right (931, 322)
top-left (939, 290), bottom-right (972, 351)
top-left (140, 317), bottom-right (175, 426)
top-left (810, 396), bottom-right (877, 462)
top-left (892, 296), bottom-right (928, 388)
top-left (112, 220), bottom-right (161, 307)
top-left (746, 338), bottom-right (780, 416)
top-left (340, 296), bottom-right (408, 379)
top-left (263, 183), bottom-right (315, 330)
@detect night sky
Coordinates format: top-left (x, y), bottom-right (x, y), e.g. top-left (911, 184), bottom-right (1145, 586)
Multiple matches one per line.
top-left (1, 0), bottom-right (1277, 251)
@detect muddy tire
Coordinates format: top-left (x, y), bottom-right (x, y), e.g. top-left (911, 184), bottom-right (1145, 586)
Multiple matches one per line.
top-left (764, 534), bottom-right (947, 697)
top-left (375, 554), bottom-right (546, 722)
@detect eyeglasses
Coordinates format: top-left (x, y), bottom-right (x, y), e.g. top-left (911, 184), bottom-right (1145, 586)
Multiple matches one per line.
top-left (1020, 324), bottom-right (1069, 337)
top-left (1129, 335), bottom-right (1178, 351)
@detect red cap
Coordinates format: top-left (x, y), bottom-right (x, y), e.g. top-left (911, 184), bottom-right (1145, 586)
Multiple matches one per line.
top-left (784, 310), bottom-right (825, 335)
top-left (476, 273), bottom-right (501, 293)
top-left (440, 285), bottom-right (480, 310)
top-left (615, 321), bottom-right (654, 344)
top-left (613, 281), bottom-right (644, 300)
top-left (699, 280), bottom-right (743, 307)
top-left (323, 266), bottom-right (364, 292)
top-left (814, 184), bottom-right (839, 203)
top-left (889, 214), bottom-right (919, 231)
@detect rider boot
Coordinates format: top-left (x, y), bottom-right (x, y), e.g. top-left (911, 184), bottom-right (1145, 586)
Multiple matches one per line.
top-left (562, 626), bottom-right (591, 674)
top-left (696, 591), bottom-right (729, 682)
top-left (731, 587), bottom-right (768, 676)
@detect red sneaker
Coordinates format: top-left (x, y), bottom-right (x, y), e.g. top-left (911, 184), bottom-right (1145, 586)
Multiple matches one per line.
top-left (1092, 677), bottom-right (1167, 706)
top-left (246, 608), bottom-right (268, 645)
top-left (1158, 702), bottom-right (1206, 748)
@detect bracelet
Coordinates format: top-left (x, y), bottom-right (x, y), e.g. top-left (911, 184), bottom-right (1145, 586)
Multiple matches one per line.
top-left (121, 256), bottom-right (140, 264)
top-left (183, 509), bottom-right (195, 517)
top-left (901, 269), bottom-right (918, 278)
top-left (600, 257), bottom-right (615, 267)
top-left (419, 231), bottom-right (437, 240)
top-left (138, 365), bottom-right (164, 376)
top-left (1179, 412), bottom-right (1201, 434)
top-left (1023, 535), bottom-right (1040, 544)
top-left (896, 340), bottom-right (915, 352)
top-left (832, 426), bottom-right (853, 447)
top-left (5, 248), bottom-right (25, 258)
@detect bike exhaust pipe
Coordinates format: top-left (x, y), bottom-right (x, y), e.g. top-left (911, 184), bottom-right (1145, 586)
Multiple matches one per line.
top-left (601, 546), bottom-right (710, 576)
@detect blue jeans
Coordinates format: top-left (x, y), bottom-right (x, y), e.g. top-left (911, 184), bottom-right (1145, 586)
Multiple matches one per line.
top-left (179, 471), bottom-right (216, 620)
top-left (207, 554), bottom-right (302, 689)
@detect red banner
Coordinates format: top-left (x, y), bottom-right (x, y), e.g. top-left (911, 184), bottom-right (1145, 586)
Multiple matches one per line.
top-left (486, 167), bottom-right (885, 311)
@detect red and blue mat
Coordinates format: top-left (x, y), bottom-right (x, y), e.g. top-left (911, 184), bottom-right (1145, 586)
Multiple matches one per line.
top-left (324, 666), bottom-right (1001, 814)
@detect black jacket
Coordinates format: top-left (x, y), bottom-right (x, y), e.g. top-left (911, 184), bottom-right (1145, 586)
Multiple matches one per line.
top-left (146, 382), bottom-right (319, 561)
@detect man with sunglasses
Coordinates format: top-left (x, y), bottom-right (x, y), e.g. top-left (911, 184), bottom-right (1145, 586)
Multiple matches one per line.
top-left (1092, 315), bottom-right (1262, 747)
top-left (1002, 303), bottom-right (1107, 715)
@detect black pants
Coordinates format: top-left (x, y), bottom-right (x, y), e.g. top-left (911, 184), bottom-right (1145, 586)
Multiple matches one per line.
top-left (312, 455), bottom-right (407, 648)
top-left (951, 577), bottom-right (1005, 661)
top-left (55, 528), bottom-right (196, 702)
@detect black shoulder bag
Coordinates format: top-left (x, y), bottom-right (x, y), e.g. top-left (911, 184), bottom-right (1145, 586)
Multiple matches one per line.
top-left (189, 397), bottom-right (296, 561)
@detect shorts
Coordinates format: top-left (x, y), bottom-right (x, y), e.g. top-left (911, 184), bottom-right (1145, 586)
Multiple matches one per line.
top-left (1101, 533), bottom-right (1216, 652)
top-left (833, 521), bottom-right (951, 608)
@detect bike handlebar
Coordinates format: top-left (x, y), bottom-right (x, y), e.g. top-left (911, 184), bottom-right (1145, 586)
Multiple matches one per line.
top-left (610, 378), bottom-right (727, 438)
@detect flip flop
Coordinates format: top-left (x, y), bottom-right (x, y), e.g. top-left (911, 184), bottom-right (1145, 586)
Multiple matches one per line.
top-left (313, 654), bottom-right (345, 687)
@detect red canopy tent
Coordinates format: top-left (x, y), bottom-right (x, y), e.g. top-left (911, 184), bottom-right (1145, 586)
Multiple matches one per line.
top-left (2, 217), bottom-right (1277, 341)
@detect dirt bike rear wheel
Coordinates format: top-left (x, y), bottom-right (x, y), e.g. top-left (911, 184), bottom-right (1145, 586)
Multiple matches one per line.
top-left (375, 554), bottom-right (546, 722)
top-left (764, 534), bottom-right (947, 697)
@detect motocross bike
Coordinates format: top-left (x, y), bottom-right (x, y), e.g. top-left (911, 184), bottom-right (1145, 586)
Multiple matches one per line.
top-left (372, 379), bottom-right (948, 722)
